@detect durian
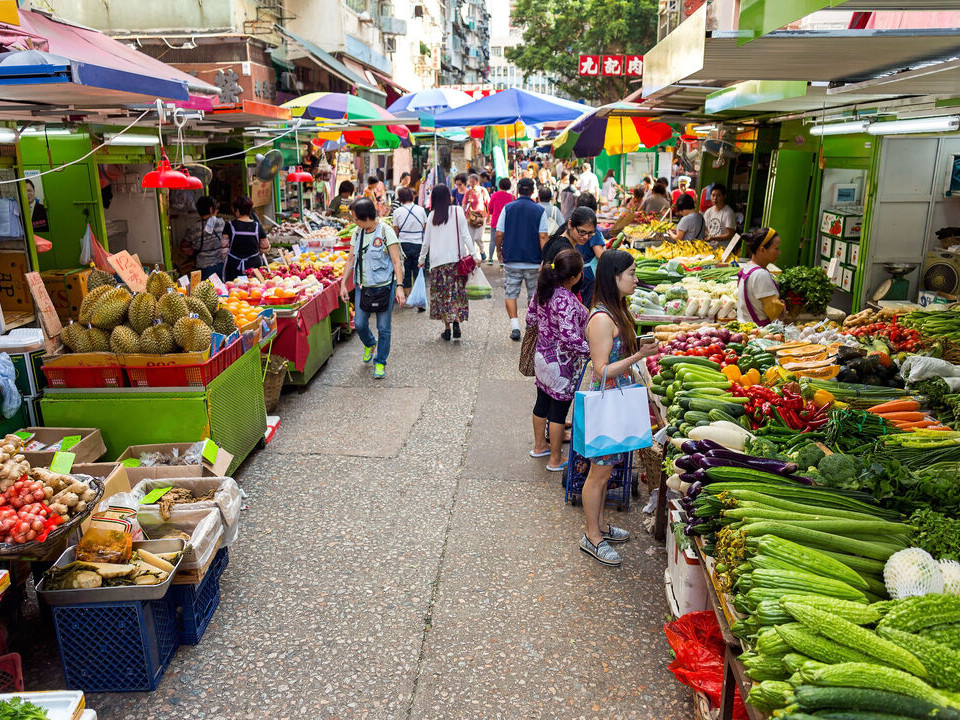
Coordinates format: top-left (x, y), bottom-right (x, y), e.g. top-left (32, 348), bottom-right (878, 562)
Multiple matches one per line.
top-left (90, 287), bottom-right (132, 330)
top-left (78, 285), bottom-right (114, 325)
top-left (86, 269), bottom-right (116, 291)
top-left (184, 296), bottom-right (213, 326)
top-left (146, 270), bottom-right (175, 298)
top-left (85, 327), bottom-right (110, 352)
top-left (212, 308), bottom-right (238, 335)
top-left (191, 280), bottom-right (219, 315)
top-left (139, 323), bottom-right (175, 354)
top-left (173, 316), bottom-right (212, 352)
top-left (109, 325), bottom-right (141, 354)
top-left (128, 293), bottom-right (159, 334)
top-left (158, 291), bottom-right (188, 326)
top-left (60, 322), bottom-right (83, 352)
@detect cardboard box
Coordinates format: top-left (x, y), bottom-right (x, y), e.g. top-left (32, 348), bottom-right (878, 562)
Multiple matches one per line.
top-left (19, 427), bottom-right (106, 467)
top-left (848, 242), bottom-right (860, 266)
top-left (833, 239), bottom-right (849, 264)
top-left (115, 441), bottom-right (233, 479)
top-left (9, 348), bottom-right (46, 397)
top-left (821, 209), bottom-right (863, 239)
top-left (40, 268), bottom-right (91, 323)
top-left (820, 257), bottom-right (831, 274)
top-left (841, 266), bottom-right (855, 293)
top-left (71, 462), bottom-right (132, 533)
top-left (819, 235), bottom-right (833, 257)
top-left (0, 251), bottom-right (33, 316)
top-left (41, 351), bottom-right (119, 368)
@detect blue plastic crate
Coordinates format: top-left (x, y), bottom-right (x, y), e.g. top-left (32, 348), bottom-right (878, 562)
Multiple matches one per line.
top-left (564, 447), bottom-right (633, 511)
top-left (52, 595), bottom-right (179, 693)
top-left (173, 547), bottom-right (229, 645)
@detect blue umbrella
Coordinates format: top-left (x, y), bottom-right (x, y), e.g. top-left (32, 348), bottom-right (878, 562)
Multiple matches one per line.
top-left (388, 88), bottom-right (473, 119)
top-left (433, 88), bottom-right (587, 128)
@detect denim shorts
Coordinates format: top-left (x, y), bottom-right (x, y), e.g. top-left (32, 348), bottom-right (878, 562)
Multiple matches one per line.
top-left (503, 266), bottom-right (539, 300)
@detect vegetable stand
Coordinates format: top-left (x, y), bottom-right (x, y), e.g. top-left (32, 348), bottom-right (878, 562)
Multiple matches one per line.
top-left (271, 281), bottom-right (346, 386)
top-left (39, 345), bottom-right (266, 474)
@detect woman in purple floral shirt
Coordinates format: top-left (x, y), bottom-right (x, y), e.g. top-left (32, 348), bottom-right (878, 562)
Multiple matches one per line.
top-left (526, 249), bottom-right (590, 471)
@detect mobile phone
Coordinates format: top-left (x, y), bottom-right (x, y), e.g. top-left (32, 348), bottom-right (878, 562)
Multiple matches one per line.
top-left (639, 333), bottom-right (655, 343)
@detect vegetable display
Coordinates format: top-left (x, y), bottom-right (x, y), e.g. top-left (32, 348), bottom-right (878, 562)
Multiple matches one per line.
top-left (777, 267), bottom-right (835, 316)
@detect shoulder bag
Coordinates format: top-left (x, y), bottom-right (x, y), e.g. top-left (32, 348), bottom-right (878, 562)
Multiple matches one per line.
top-left (455, 209), bottom-right (477, 277)
top-left (519, 325), bottom-right (537, 376)
top-left (355, 228), bottom-right (393, 313)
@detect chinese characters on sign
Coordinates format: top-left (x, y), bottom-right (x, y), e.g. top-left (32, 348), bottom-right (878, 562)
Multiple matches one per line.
top-left (578, 55), bottom-right (643, 77)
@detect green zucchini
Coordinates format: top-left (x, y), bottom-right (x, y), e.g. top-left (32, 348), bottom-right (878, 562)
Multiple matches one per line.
top-left (649, 383), bottom-right (666, 396)
top-left (659, 355), bottom-right (720, 370)
top-left (708, 408), bottom-right (740, 424)
top-left (793, 685), bottom-right (960, 719)
top-left (681, 380), bottom-right (732, 390)
top-left (678, 397), bottom-right (746, 416)
top-left (704, 466), bottom-right (798, 485)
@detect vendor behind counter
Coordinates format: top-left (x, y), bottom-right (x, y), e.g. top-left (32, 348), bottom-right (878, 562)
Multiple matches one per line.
top-left (737, 227), bottom-right (784, 327)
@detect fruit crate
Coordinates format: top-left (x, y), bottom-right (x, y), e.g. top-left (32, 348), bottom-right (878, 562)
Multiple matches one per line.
top-left (125, 339), bottom-right (243, 388)
top-left (51, 594), bottom-right (180, 692)
top-left (42, 364), bottom-right (126, 389)
top-left (172, 547), bottom-right (228, 644)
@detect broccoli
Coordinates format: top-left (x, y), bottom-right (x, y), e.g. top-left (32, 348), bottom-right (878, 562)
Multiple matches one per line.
top-left (745, 436), bottom-right (782, 459)
top-left (795, 443), bottom-right (826, 472)
top-left (817, 454), bottom-right (859, 488)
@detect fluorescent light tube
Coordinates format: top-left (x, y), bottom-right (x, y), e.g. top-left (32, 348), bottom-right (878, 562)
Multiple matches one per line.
top-left (867, 116), bottom-right (960, 135)
top-left (105, 134), bottom-right (161, 146)
top-left (809, 121), bottom-right (869, 136)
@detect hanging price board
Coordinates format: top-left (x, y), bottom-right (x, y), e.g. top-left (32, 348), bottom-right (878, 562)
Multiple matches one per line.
top-left (107, 250), bottom-right (148, 293)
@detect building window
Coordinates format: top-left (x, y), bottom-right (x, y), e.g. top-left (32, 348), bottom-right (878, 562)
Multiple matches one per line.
top-left (491, 46), bottom-right (502, 56)
top-left (346, 0), bottom-right (367, 12)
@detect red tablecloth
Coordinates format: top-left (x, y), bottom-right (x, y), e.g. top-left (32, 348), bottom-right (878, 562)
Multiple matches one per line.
top-left (272, 280), bottom-right (351, 372)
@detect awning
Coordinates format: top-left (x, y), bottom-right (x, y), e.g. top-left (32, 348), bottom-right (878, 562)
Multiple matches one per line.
top-left (643, 5), bottom-right (960, 98)
top-left (205, 99), bottom-right (292, 125)
top-left (705, 81), bottom-right (896, 115)
top-left (275, 26), bottom-right (386, 104)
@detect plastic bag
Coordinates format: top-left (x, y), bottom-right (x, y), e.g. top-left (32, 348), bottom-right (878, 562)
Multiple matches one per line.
top-left (138, 507), bottom-right (223, 570)
top-left (902, 355), bottom-right (960, 382)
top-left (466, 267), bottom-right (492, 299)
top-left (79, 223), bottom-right (94, 266)
top-left (130, 476), bottom-right (241, 546)
top-left (407, 269), bottom-right (427, 309)
top-left (77, 491), bottom-right (144, 563)
top-left (664, 611), bottom-right (748, 720)
top-left (0, 353), bottom-right (22, 420)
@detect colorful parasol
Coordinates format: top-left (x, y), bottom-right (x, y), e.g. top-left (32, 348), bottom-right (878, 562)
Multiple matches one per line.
top-left (281, 92), bottom-right (410, 148)
top-left (552, 102), bottom-right (674, 159)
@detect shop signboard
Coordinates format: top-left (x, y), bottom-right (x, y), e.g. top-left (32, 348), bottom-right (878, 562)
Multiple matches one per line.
top-left (601, 55), bottom-right (624, 76)
top-left (578, 56), bottom-right (601, 76)
top-left (625, 55), bottom-right (644, 77)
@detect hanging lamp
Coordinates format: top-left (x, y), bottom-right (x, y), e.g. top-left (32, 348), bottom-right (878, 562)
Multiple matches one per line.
top-left (142, 150), bottom-right (191, 189)
top-left (181, 167), bottom-right (204, 190)
top-left (285, 165), bottom-right (313, 183)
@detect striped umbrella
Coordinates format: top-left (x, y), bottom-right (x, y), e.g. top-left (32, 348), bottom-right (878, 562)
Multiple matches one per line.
top-left (552, 102), bottom-right (674, 159)
top-left (281, 92), bottom-right (410, 148)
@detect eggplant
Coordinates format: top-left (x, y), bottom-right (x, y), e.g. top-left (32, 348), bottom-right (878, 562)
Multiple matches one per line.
top-left (680, 441), bottom-right (701, 455)
top-left (694, 438), bottom-right (725, 453)
top-left (792, 475), bottom-right (816, 486)
top-left (674, 455), bottom-right (699, 472)
top-left (679, 472), bottom-right (700, 484)
top-left (688, 453), bottom-right (707, 468)
top-left (705, 449), bottom-right (800, 476)
top-left (686, 480), bottom-right (703, 498)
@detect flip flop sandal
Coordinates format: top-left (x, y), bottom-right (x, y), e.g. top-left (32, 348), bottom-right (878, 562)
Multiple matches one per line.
top-left (529, 449), bottom-right (551, 458)
top-left (546, 462), bottom-right (568, 472)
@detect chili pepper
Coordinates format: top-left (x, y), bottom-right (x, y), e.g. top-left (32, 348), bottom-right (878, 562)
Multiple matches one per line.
top-left (778, 406), bottom-right (806, 431)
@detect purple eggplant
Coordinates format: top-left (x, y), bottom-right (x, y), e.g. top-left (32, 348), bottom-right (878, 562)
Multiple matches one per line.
top-left (688, 453), bottom-right (707, 468)
top-left (792, 475), bottom-right (816, 486)
top-left (705, 449), bottom-right (799, 476)
top-left (695, 438), bottom-right (725, 453)
top-left (674, 455), bottom-right (699, 472)
top-left (680, 441), bottom-right (701, 455)
top-left (686, 480), bottom-right (703, 498)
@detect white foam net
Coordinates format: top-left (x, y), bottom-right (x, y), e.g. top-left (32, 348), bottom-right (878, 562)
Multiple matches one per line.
top-left (940, 560), bottom-right (960, 596)
top-left (884, 548), bottom-right (945, 599)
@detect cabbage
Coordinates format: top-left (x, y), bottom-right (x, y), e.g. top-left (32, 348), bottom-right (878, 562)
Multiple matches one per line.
top-left (665, 285), bottom-right (688, 301)
top-left (664, 299), bottom-right (686, 315)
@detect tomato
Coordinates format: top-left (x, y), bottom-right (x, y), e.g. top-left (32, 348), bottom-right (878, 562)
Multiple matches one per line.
top-left (709, 354), bottom-right (724, 364)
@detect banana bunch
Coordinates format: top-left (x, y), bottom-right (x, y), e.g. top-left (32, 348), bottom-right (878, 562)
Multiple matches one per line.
top-left (624, 219), bottom-right (676, 238)
top-left (644, 239), bottom-right (725, 262)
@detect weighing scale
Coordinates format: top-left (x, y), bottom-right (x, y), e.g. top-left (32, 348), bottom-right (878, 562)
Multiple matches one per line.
top-left (872, 263), bottom-right (917, 302)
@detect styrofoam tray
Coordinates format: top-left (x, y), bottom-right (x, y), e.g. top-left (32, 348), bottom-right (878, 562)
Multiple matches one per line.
top-left (0, 691), bottom-right (84, 720)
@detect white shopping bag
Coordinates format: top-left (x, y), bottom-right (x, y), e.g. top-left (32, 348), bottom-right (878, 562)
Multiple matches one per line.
top-left (466, 267), bottom-right (492, 299)
top-left (572, 370), bottom-right (652, 458)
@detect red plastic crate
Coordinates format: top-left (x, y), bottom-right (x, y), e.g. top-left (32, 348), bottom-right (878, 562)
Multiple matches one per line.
top-left (43, 364), bottom-right (127, 389)
top-left (125, 340), bottom-right (243, 388)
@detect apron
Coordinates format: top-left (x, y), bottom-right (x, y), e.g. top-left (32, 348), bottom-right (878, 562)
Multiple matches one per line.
top-left (737, 265), bottom-right (778, 327)
top-left (225, 221), bottom-right (263, 275)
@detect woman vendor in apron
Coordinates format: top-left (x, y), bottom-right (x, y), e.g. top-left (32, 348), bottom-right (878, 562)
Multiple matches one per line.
top-left (222, 195), bottom-right (269, 281)
top-left (737, 227), bottom-right (784, 327)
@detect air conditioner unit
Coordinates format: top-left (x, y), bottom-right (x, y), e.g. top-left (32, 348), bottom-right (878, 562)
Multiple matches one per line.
top-left (384, 37), bottom-right (397, 53)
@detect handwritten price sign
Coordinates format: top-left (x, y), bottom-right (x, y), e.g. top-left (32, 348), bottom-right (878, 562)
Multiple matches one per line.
top-left (25, 272), bottom-right (62, 349)
top-left (107, 250), bottom-right (148, 293)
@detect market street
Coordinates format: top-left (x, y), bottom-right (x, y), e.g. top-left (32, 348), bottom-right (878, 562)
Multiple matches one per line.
top-left (24, 269), bottom-right (687, 720)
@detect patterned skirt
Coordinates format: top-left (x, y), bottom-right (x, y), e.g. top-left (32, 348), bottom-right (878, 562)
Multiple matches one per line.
top-left (429, 262), bottom-right (469, 322)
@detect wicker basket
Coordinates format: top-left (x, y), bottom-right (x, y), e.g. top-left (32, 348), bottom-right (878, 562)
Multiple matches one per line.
top-left (639, 441), bottom-right (664, 491)
top-left (261, 354), bottom-right (288, 413)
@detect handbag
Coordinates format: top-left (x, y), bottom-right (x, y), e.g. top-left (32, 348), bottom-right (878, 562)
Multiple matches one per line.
top-left (455, 209), bottom-right (476, 277)
top-left (572, 367), bottom-right (653, 458)
top-left (519, 325), bottom-right (537, 376)
top-left (468, 209), bottom-right (484, 228)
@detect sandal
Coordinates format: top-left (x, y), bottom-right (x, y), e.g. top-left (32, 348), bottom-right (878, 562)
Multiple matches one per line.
top-left (529, 449), bottom-right (551, 458)
top-left (546, 462), bottom-right (567, 472)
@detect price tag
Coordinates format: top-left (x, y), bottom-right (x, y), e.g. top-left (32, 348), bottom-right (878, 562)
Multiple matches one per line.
top-left (201, 439), bottom-right (220, 466)
top-left (721, 233), bottom-right (742, 264)
top-left (292, 227), bottom-right (309, 239)
top-left (291, 244), bottom-right (303, 258)
top-left (140, 486), bottom-right (172, 504)
top-left (190, 270), bottom-right (202, 293)
top-left (251, 268), bottom-right (265, 282)
top-left (209, 274), bottom-right (227, 294)
top-left (121, 458), bottom-right (141, 468)
top-left (178, 275), bottom-right (190, 289)
top-left (14, 431), bottom-right (34, 443)
top-left (49, 451), bottom-right (75, 474)
top-left (59, 435), bottom-right (81, 451)
top-left (25, 271), bottom-right (63, 351)
top-left (107, 250), bottom-right (148, 293)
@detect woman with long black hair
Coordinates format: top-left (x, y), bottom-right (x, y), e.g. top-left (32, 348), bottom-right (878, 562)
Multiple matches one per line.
top-left (737, 227), bottom-right (783, 326)
top-left (419, 185), bottom-right (475, 341)
top-left (579, 250), bottom-right (658, 566)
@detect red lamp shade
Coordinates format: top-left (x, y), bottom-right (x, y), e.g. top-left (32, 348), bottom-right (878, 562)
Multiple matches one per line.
top-left (33, 233), bottom-right (52, 253)
top-left (142, 153), bottom-right (192, 190)
top-left (181, 169), bottom-right (204, 190)
top-left (285, 165), bottom-right (314, 183)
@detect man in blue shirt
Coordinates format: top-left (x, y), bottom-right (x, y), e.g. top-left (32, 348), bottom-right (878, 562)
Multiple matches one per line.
top-left (495, 177), bottom-right (548, 340)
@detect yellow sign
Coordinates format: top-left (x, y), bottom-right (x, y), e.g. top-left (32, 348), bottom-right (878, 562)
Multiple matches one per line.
top-left (0, 1), bottom-right (20, 26)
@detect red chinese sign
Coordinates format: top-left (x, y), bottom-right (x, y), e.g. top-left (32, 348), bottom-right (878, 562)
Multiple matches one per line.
top-left (579, 55), bottom-right (643, 77)
top-left (578, 55), bottom-right (600, 76)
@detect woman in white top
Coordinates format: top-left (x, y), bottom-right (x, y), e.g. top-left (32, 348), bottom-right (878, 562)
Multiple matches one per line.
top-left (601, 169), bottom-right (620, 204)
top-left (737, 227), bottom-right (784, 327)
top-left (419, 185), bottom-right (476, 341)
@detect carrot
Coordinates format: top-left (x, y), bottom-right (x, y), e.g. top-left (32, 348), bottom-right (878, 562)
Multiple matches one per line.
top-left (877, 411), bottom-right (925, 422)
top-left (867, 399), bottom-right (920, 414)
top-left (894, 420), bottom-right (938, 429)
top-left (922, 426), bottom-right (953, 431)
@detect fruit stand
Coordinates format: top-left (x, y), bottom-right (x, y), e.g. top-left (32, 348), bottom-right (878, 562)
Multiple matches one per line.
top-left (270, 281), bottom-right (347, 386)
